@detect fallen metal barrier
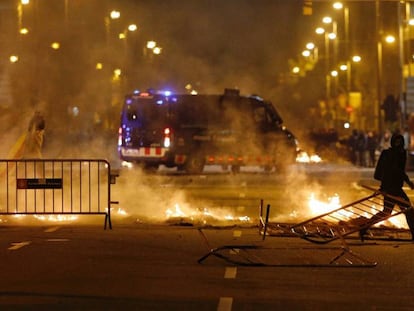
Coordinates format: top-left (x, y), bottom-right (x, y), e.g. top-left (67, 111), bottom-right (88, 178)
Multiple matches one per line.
top-left (0, 159), bottom-right (118, 229)
top-left (199, 190), bottom-right (413, 267)
top-left (259, 188), bottom-right (412, 244)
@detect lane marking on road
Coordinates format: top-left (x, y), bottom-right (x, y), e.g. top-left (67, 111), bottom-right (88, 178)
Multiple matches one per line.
top-left (217, 297), bottom-right (233, 311)
top-left (8, 241), bottom-right (31, 250)
top-left (224, 267), bottom-right (237, 279)
top-left (233, 230), bottom-right (242, 237)
top-left (44, 226), bottom-right (60, 233)
top-left (229, 248), bottom-right (239, 255)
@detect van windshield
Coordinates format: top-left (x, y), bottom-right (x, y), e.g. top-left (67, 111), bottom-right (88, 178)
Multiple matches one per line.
top-left (124, 97), bottom-right (171, 128)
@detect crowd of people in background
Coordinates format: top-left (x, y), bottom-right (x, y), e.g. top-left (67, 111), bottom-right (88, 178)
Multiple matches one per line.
top-left (347, 127), bottom-right (410, 167)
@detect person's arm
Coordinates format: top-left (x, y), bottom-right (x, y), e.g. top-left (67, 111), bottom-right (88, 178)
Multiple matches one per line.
top-left (402, 151), bottom-right (414, 189)
top-left (405, 175), bottom-right (414, 189)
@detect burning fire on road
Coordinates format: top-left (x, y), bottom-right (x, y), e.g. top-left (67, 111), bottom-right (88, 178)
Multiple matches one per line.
top-left (165, 203), bottom-right (251, 225)
top-left (296, 151), bottom-right (322, 163)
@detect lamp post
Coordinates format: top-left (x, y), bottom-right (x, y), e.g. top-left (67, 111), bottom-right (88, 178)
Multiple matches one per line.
top-left (17, 0), bottom-right (30, 35)
top-left (339, 55), bottom-right (361, 93)
top-left (333, 2), bottom-right (350, 67)
top-left (376, 0), bottom-right (382, 134)
top-left (105, 10), bottom-right (120, 47)
top-left (377, 33), bottom-right (397, 133)
top-left (398, 2), bottom-right (406, 128)
top-left (315, 26), bottom-right (333, 99)
top-left (320, 17), bottom-right (338, 98)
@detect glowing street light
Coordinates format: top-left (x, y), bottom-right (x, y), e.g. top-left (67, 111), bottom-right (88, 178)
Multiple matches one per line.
top-left (322, 16), bottom-right (333, 24)
top-left (315, 27), bottom-right (325, 35)
top-left (9, 55), bottom-right (19, 63)
top-left (110, 10), bottom-right (120, 20)
top-left (128, 24), bottom-right (137, 32)
top-left (119, 24), bottom-right (138, 40)
top-left (385, 35), bottom-right (396, 44)
top-left (50, 42), bottom-right (60, 50)
top-left (306, 42), bottom-right (315, 50)
top-left (153, 47), bottom-right (162, 55)
top-left (352, 55), bottom-right (361, 63)
top-left (302, 50), bottom-right (311, 57)
top-left (147, 41), bottom-right (156, 49)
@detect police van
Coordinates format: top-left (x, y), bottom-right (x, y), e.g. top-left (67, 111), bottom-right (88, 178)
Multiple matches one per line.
top-left (118, 88), bottom-right (298, 173)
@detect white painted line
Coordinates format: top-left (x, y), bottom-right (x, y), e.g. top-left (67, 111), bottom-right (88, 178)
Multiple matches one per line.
top-left (44, 226), bottom-right (60, 233)
top-left (233, 230), bottom-right (242, 237)
top-left (224, 267), bottom-right (237, 279)
top-left (8, 241), bottom-right (31, 250)
top-left (217, 297), bottom-right (233, 311)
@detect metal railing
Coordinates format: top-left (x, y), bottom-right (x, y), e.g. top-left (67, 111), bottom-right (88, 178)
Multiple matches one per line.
top-left (0, 159), bottom-right (117, 229)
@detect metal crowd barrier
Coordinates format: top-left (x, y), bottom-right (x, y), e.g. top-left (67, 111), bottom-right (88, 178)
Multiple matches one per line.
top-left (259, 188), bottom-right (412, 244)
top-left (200, 190), bottom-right (413, 267)
top-left (0, 159), bottom-right (118, 229)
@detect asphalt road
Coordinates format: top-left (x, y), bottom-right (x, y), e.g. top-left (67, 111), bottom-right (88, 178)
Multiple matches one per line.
top-left (0, 162), bottom-right (413, 310)
top-left (0, 223), bottom-right (413, 310)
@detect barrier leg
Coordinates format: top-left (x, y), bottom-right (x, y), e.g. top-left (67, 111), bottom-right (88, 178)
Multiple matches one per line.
top-left (262, 204), bottom-right (270, 240)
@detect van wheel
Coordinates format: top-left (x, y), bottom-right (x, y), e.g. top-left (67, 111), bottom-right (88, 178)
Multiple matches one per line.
top-left (185, 154), bottom-right (205, 174)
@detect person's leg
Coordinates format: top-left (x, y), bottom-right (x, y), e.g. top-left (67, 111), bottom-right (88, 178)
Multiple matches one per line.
top-left (399, 192), bottom-right (414, 240)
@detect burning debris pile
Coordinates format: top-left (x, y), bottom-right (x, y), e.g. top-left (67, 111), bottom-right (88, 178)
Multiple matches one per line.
top-left (164, 203), bottom-right (251, 226)
top-left (296, 150), bottom-right (322, 163)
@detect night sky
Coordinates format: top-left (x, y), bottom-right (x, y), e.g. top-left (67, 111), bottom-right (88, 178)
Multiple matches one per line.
top-left (105, 0), bottom-right (305, 94)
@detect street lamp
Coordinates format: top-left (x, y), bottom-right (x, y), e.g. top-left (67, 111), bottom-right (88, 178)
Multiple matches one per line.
top-left (153, 47), bottom-right (162, 55)
top-left (146, 40), bottom-right (156, 49)
top-left (105, 10), bottom-right (121, 46)
top-left (9, 55), bottom-right (19, 63)
top-left (338, 55), bottom-right (361, 93)
top-left (323, 17), bottom-right (338, 77)
top-left (377, 32), bottom-right (397, 133)
top-left (333, 2), bottom-right (350, 63)
top-left (17, 0), bottom-right (30, 33)
top-left (316, 19), bottom-right (337, 99)
top-left (110, 10), bottom-right (120, 20)
top-left (145, 40), bottom-right (162, 56)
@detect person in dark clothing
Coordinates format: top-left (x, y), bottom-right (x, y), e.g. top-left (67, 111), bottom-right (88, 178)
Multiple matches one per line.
top-left (366, 131), bottom-right (378, 167)
top-left (348, 129), bottom-right (359, 164)
top-left (360, 133), bottom-right (414, 241)
top-left (355, 131), bottom-right (367, 166)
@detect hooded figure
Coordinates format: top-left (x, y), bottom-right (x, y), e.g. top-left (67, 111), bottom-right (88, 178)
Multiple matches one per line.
top-left (361, 133), bottom-right (414, 240)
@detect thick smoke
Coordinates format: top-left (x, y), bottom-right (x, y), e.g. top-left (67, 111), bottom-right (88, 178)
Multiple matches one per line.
top-left (0, 1), bottom-right (357, 226)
